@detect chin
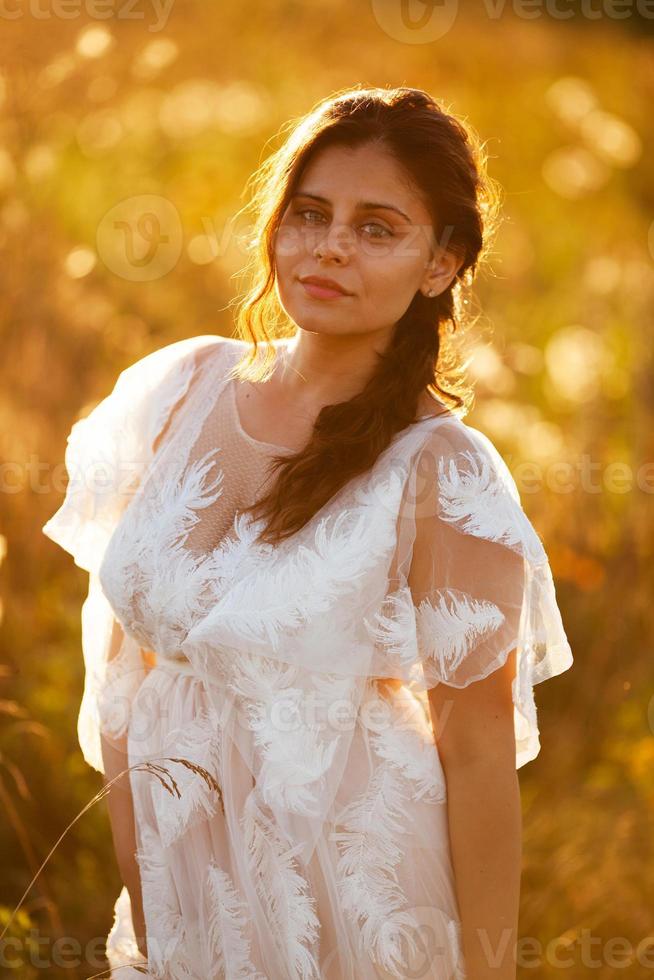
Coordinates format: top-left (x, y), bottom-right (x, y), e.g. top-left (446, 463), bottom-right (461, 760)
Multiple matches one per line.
top-left (292, 318), bottom-right (352, 337)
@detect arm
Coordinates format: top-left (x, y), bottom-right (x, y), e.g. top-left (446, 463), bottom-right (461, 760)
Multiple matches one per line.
top-left (427, 649), bottom-right (521, 980)
top-left (100, 617), bottom-right (148, 959)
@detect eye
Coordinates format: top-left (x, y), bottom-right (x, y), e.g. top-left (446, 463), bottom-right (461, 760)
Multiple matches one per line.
top-left (361, 222), bottom-right (394, 239)
top-left (294, 208), bottom-right (394, 239)
top-left (295, 208), bottom-right (326, 224)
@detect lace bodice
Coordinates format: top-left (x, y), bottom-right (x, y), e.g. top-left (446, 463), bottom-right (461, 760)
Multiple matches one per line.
top-left (97, 343), bottom-right (294, 664)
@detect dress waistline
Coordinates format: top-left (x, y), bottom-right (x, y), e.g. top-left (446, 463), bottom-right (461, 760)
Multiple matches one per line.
top-left (148, 654), bottom-right (199, 679)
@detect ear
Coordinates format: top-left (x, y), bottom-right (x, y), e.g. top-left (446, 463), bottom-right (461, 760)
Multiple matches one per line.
top-left (420, 246), bottom-right (465, 299)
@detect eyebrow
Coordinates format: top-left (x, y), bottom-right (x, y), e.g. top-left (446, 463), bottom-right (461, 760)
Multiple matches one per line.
top-left (291, 191), bottom-right (413, 223)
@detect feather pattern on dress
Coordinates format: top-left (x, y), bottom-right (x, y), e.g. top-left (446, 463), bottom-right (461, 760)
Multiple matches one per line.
top-left (368, 715), bottom-right (447, 805)
top-left (205, 861), bottom-right (267, 980)
top-left (415, 588), bottom-right (506, 680)
top-left (438, 448), bottom-right (546, 562)
top-left (331, 762), bottom-right (423, 979)
top-left (151, 708), bottom-right (224, 847)
top-left (185, 464), bottom-right (404, 655)
top-left (241, 792), bottom-right (321, 979)
top-left (228, 654), bottom-right (343, 816)
top-left (135, 825), bottom-right (189, 977)
top-left (363, 586), bottom-right (419, 668)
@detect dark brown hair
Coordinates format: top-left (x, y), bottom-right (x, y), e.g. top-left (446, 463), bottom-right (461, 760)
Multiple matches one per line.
top-left (229, 84), bottom-right (502, 544)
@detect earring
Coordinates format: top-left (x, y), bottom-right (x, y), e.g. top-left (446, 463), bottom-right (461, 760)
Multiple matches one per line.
top-left (426, 288), bottom-right (436, 297)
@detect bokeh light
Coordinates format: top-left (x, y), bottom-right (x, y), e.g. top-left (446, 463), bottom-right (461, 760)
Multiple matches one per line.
top-left (1, 5), bottom-right (652, 977)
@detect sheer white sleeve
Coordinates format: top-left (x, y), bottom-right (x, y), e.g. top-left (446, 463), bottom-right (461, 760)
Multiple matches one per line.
top-left (42, 336), bottom-right (217, 773)
top-left (383, 422), bottom-right (574, 768)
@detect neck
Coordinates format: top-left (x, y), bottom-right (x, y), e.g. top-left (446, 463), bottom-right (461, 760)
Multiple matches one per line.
top-left (278, 327), bottom-right (394, 408)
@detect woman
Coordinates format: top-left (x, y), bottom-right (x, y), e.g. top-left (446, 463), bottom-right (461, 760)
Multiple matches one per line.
top-left (43, 86), bottom-right (573, 980)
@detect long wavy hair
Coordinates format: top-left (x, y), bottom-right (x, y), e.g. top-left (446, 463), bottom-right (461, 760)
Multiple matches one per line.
top-left (227, 85), bottom-right (502, 545)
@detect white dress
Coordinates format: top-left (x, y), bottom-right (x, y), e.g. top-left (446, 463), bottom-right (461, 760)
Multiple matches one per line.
top-left (42, 335), bottom-right (574, 980)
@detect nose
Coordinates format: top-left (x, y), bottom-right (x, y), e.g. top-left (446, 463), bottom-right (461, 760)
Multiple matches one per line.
top-left (312, 220), bottom-right (355, 262)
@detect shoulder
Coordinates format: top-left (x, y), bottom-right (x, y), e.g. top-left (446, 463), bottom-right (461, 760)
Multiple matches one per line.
top-left (117, 333), bottom-right (226, 385)
top-left (150, 334), bottom-right (283, 374)
top-left (121, 334), bottom-right (248, 451)
top-left (413, 416), bottom-right (520, 507)
top-left (409, 415), bottom-right (546, 562)
top-left (42, 335), bottom-right (244, 572)
top-left (113, 334), bottom-right (245, 415)
top-left (67, 334), bottom-right (236, 459)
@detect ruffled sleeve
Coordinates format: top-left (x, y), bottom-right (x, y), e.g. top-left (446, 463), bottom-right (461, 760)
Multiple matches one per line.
top-left (42, 336), bottom-right (216, 576)
top-left (42, 334), bottom-right (218, 773)
top-left (399, 420), bottom-right (573, 768)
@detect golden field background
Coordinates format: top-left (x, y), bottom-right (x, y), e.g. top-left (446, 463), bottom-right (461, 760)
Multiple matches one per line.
top-left (0, 3), bottom-right (653, 977)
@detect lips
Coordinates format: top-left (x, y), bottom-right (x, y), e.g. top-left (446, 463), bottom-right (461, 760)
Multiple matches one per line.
top-left (299, 276), bottom-right (351, 296)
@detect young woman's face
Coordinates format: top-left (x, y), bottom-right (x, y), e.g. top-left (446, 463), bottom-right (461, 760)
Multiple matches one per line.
top-left (274, 142), bottom-right (448, 340)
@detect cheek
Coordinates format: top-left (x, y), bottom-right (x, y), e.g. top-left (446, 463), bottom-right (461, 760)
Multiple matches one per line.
top-left (274, 221), bottom-right (311, 274)
top-left (361, 249), bottom-right (421, 313)
top-left (275, 275), bottom-right (292, 310)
